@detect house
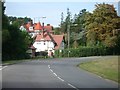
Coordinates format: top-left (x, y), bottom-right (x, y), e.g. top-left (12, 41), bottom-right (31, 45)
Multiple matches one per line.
top-left (20, 21), bottom-right (65, 57)
top-left (33, 31), bottom-right (64, 57)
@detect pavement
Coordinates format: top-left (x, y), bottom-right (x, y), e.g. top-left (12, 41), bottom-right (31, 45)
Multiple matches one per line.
top-left (1, 56), bottom-right (119, 90)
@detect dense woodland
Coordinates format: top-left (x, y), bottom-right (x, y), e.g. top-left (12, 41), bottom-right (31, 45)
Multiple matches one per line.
top-left (54, 3), bottom-right (120, 57)
top-left (55, 4), bottom-right (120, 49)
top-left (2, 1), bottom-right (120, 60)
top-left (2, 2), bottom-right (32, 60)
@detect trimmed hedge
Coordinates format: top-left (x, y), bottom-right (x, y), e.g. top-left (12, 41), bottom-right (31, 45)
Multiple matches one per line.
top-left (55, 46), bottom-right (118, 58)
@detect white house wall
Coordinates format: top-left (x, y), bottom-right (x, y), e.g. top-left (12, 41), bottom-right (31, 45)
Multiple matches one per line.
top-left (33, 41), bottom-right (54, 52)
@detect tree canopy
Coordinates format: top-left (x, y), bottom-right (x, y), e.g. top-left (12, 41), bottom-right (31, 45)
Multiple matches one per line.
top-left (85, 3), bottom-right (120, 47)
top-left (2, 2), bottom-right (32, 60)
top-left (60, 3), bottom-right (120, 49)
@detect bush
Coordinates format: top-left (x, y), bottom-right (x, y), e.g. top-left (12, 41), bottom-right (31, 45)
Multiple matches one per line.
top-left (55, 46), bottom-right (117, 58)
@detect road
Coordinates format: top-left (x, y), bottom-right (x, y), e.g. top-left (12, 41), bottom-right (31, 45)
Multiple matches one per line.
top-left (2, 56), bottom-right (119, 90)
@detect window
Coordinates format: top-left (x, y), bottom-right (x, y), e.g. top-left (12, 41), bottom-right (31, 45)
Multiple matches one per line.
top-left (37, 42), bottom-right (41, 44)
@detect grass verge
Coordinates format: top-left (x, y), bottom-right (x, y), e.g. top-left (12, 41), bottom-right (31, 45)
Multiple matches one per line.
top-left (79, 56), bottom-right (119, 83)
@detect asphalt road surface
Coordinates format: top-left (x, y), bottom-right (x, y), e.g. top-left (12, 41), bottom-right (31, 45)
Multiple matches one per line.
top-left (2, 56), bottom-right (119, 90)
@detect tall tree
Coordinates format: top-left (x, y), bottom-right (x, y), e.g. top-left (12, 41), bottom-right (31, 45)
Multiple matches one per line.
top-left (2, 2), bottom-right (32, 60)
top-left (70, 9), bottom-right (88, 47)
top-left (2, 1), bottom-right (10, 43)
top-left (63, 8), bottom-right (72, 34)
top-left (8, 16), bottom-right (32, 28)
top-left (60, 12), bottom-right (64, 34)
top-left (85, 3), bottom-right (120, 47)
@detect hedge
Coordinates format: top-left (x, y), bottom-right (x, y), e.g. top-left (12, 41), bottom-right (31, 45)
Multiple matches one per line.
top-left (55, 46), bottom-right (118, 58)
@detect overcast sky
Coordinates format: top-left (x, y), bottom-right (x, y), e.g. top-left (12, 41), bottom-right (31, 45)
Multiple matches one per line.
top-left (5, 0), bottom-right (119, 27)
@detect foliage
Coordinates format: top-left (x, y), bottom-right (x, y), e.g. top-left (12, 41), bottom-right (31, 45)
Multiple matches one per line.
top-left (85, 3), bottom-right (120, 47)
top-left (2, 25), bottom-right (31, 60)
top-left (60, 8), bottom-right (90, 48)
top-left (2, 2), bottom-right (32, 60)
top-left (55, 46), bottom-right (119, 58)
top-left (59, 3), bottom-right (120, 50)
top-left (53, 27), bottom-right (61, 35)
top-left (8, 16), bottom-right (32, 28)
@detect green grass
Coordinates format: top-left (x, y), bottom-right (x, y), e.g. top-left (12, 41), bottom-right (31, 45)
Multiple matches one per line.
top-left (79, 56), bottom-right (119, 83)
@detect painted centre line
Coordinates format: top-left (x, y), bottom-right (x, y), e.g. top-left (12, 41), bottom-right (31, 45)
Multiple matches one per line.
top-left (57, 77), bottom-right (64, 82)
top-left (48, 64), bottom-right (79, 90)
top-left (48, 65), bottom-right (50, 69)
top-left (53, 73), bottom-right (57, 77)
top-left (50, 69), bottom-right (53, 72)
top-left (0, 66), bottom-right (8, 70)
top-left (68, 83), bottom-right (78, 90)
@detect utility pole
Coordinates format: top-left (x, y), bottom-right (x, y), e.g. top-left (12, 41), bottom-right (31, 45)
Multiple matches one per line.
top-left (67, 8), bottom-right (71, 57)
top-left (67, 23), bottom-right (78, 57)
top-left (67, 24), bottom-right (70, 57)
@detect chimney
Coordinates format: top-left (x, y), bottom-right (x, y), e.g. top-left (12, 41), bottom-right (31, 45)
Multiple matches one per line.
top-left (42, 22), bottom-right (44, 38)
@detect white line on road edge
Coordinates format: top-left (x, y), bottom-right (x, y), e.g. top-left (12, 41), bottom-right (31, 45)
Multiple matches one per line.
top-left (0, 66), bottom-right (8, 70)
top-left (98, 76), bottom-right (102, 78)
top-left (50, 69), bottom-right (53, 72)
top-left (48, 64), bottom-right (79, 89)
top-left (53, 73), bottom-right (57, 77)
top-left (48, 65), bottom-right (50, 69)
top-left (57, 77), bottom-right (64, 82)
top-left (68, 83), bottom-right (78, 90)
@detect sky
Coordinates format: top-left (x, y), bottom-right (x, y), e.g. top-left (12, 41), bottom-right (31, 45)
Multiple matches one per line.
top-left (5, 0), bottom-right (119, 27)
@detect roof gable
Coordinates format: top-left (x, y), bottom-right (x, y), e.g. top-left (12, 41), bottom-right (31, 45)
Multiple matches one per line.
top-left (52, 35), bottom-right (64, 50)
top-left (35, 34), bottom-right (64, 50)
top-left (35, 34), bottom-right (51, 41)
top-left (34, 22), bottom-right (42, 30)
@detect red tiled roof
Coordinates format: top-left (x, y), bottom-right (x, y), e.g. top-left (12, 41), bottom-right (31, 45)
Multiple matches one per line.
top-left (52, 35), bottom-right (64, 50)
top-left (34, 22), bottom-right (42, 30)
top-left (35, 34), bottom-right (51, 41)
top-left (35, 34), bottom-right (64, 50)
top-left (44, 26), bottom-right (53, 32)
top-left (35, 34), bottom-right (42, 41)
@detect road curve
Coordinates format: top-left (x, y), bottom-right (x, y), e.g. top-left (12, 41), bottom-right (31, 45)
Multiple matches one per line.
top-left (2, 56), bottom-right (119, 90)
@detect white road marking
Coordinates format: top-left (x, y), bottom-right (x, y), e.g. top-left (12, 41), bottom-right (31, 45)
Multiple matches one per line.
top-left (53, 73), bottom-right (57, 77)
top-left (57, 77), bottom-right (64, 82)
top-left (98, 76), bottom-right (102, 78)
top-left (50, 69), bottom-right (53, 72)
top-left (48, 65), bottom-right (50, 69)
top-left (68, 83), bottom-right (77, 89)
top-left (48, 64), bottom-right (78, 89)
top-left (0, 66), bottom-right (8, 70)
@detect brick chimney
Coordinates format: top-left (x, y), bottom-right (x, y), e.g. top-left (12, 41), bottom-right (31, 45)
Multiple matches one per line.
top-left (42, 22), bottom-right (44, 38)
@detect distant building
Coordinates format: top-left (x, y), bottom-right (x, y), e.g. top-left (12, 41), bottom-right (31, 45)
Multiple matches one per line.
top-left (21, 21), bottom-right (65, 57)
top-left (33, 33), bottom-right (64, 55)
